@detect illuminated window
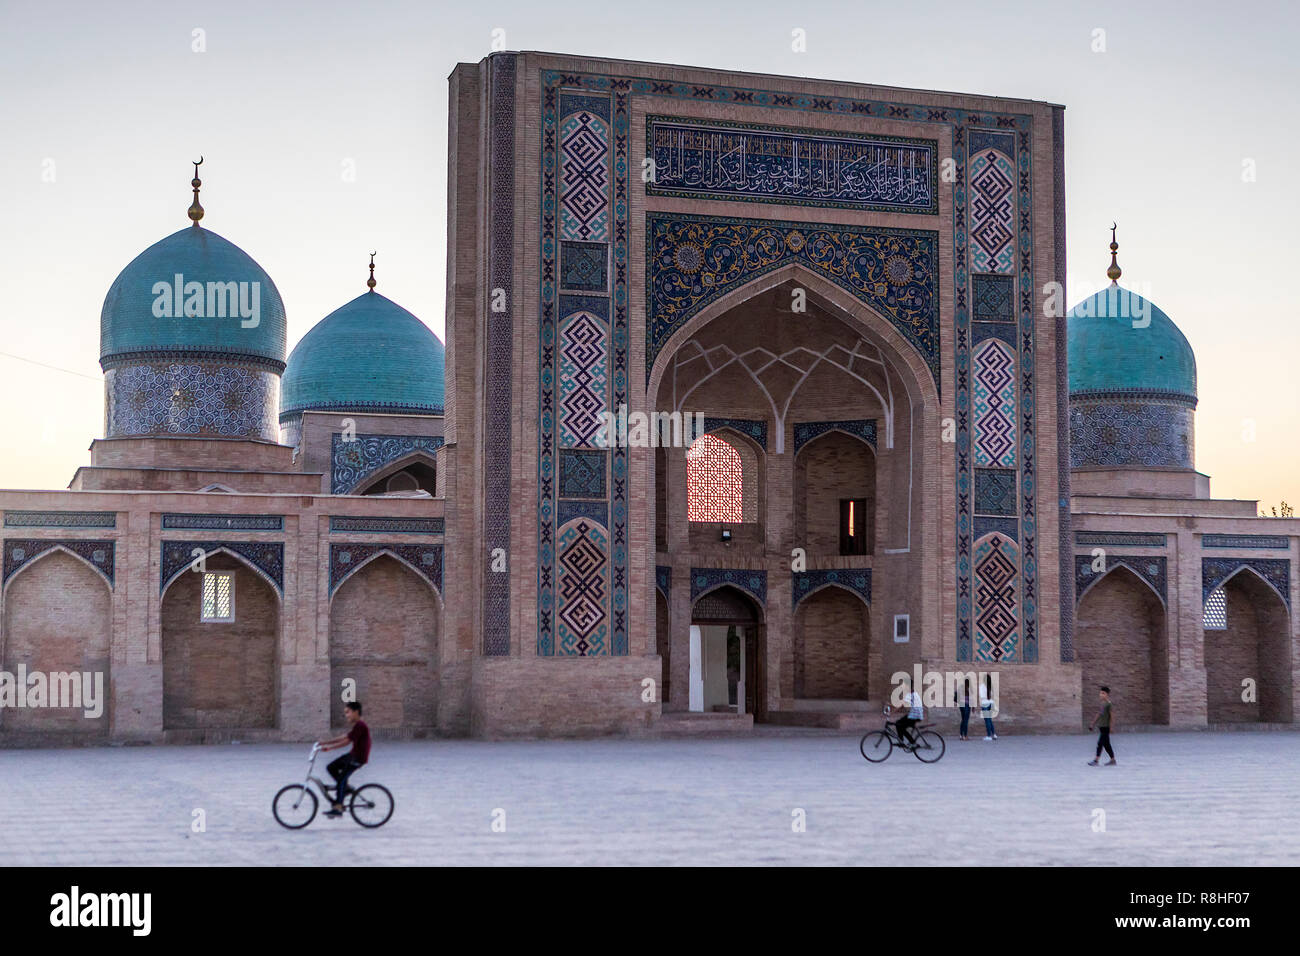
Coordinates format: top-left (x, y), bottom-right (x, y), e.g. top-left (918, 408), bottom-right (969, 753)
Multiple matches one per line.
top-left (686, 433), bottom-right (746, 522)
top-left (840, 498), bottom-right (868, 555)
top-left (1203, 587), bottom-right (1226, 630)
top-left (201, 572), bottom-right (235, 623)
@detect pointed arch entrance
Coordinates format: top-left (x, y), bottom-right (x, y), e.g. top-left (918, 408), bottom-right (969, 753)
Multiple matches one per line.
top-left (690, 585), bottom-right (764, 718)
top-left (1075, 565), bottom-right (1168, 726)
top-left (1205, 567), bottom-right (1292, 723)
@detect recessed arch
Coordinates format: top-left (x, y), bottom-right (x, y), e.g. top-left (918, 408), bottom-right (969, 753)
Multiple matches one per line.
top-left (349, 450), bottom-right (439, 496)
top-left (692, 581), bottom-right (765, 617)
top-left (793, 579), bottom-right (872, 611)
top-left (1075, 563), bottom-right (1168, 726)
top-left (2, 543), bottom-right (114, 593)
top-left (1078, 560), bottom-right (1167, 609)
top-left (794, 584), bottom-right (871, 700)
top-left (1209, 564), bottom-right (1291, 617)
top-left (793, 426), bottom-right (878, 461)
top-left (647, 262), bottom-right (939, 435)
top-left (328, 547), bottom-right (445, 608)
top-left (160, 546), bottom-right (283, 604)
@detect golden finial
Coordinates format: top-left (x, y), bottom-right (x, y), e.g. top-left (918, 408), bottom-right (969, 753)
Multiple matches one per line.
top-left (367, 251), bottom-right (377, 291)
top-left (188, 157), bottom-right (205, 224)
top-left (1106, 222), bottom-right (1122, 284)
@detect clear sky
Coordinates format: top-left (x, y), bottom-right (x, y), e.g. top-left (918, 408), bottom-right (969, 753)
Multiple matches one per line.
top-left (1, 0), bottom-right (1296, 508)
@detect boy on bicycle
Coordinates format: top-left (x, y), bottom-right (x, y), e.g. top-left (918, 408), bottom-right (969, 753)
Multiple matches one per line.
top-left (896, 680), bottom-right (924, 749)
top-left (318, 701), bottom-right (371, 818)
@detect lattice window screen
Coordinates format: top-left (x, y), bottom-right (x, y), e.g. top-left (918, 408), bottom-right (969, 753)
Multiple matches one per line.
top-left (686, 434), bottom-right (748, 522)
top-left (1203, 587), bottom-right (1227, 630)
top-left (201, 571), bottom-right (235, 622)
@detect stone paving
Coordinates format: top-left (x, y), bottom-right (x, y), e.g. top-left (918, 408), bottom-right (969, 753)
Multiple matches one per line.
top-left (1, 730), bottom-right (1297, 865)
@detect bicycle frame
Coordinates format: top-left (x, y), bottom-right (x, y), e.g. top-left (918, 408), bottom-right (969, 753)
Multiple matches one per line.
top-left (292, 743), bottom-right (342, 810)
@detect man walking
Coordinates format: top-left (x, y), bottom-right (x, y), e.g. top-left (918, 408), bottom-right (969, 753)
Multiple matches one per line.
top-left (1087, 686), bottom-right (1116, 766)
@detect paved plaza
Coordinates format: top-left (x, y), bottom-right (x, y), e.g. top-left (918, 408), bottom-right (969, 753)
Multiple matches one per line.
top-left (1, 730), bottom-right (1297, 866)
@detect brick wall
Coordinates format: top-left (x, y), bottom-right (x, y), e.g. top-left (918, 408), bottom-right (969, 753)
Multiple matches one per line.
top-left (795, 587), bottom-right (870, 699)
top-left (329, 555), bottom-right (439, 731)
top-left (161, 553), bottom-right (278, 730)
top-left (795, 431), bottom-right (875, 555)
top-left (0, 550), bottom-right (111, 737)
top-left (1075, 567), bottom-right (1166, 725)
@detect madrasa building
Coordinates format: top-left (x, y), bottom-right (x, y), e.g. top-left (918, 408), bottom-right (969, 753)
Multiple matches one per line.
top-left (1, 52), bottom-right (1297, 744)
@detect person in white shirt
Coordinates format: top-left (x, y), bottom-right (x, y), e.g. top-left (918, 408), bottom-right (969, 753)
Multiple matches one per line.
top-left (979, 676), bottom-right (998, 740)
top-left (896, 680), bottom-right (924, 748)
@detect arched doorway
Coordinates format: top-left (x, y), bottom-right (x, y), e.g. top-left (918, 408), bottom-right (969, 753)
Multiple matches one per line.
top-left (161, 551), bottom-right (279, 730)
top-left (655, 589), bottom-right (671, 706)
top-left (1075, 565), bottom-right (1168, 726)
top-left (356, 454), bottom-right (437, 496)
top-left (329, 554), bottom-right (441, 731)
top-left (1204, 569), bottom-right (1292, 723)
top-left (794, 586), bottom-right (871, 699)
top-left (1, 550), bottom-right (112, 737)
top-left (689, 585), bottom-right (764, 718)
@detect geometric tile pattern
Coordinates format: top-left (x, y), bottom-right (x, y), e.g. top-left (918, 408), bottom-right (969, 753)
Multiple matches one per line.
top-left (560, 107), bottom-right (611, 242)
top-left (330, 433), bottom-right (444, 495)
top-left (704, 417), bottom-right (768, 451)
top-left (560, 241), bottom-right (608, 293)
top-left (972, 338), bottom-right (1017, 467)
top-left (655, 565), bottom-right (672, 600)
top-left (540, 83), bottom-right (622, 656)
top-left (1069, 402), bottom-right (1193, 469)
top-left (538, 70), bottom-right (1039, 667)
top-left (969, 148), bottom-right (1015, 275)
top-left (972, 273), bottom-right (1014, 322)
top-left (792, 567), bottom-right (871, 610)
top-left (557, 500), bottom-right (608, 528)
top-left (556, 519), bottom-right (609, 656)
top-left (159, 540), bottom-right (284, 595)
top-left (646, 115), bottom-right (937, 214)
top-left (161, 514), bottom-right (283, 531)
top-left (3, 539), bottom-right (115, 587)
top-left (957, 123), bottom-right (1036, 664)
top-left (558, 308), bottom-right (609, 448)
top-left (973, 533), bottom-right (1019, 662)
top-left (328, 542), bottom-right (444, 596)
top-left (647, 214), bottom-right (940, 390)
top-left (559, 449), bottom-right (607, 499)
top-left (690, 567), bottom-right (767, 606)
top-left (3, 511), bottom-right (117, 529)
top-left (974, 468), bottom-right (1017, 516)
top-left (792, 419), bottom-right (877, 456)
top-left (105, 363), bottom-right (279, 441)
top-left (1202, 557), bottom-right (1291, 609)
top-left (329, 517), bottom-right (445, 535)
top-left (1075, 532), bottom-right (1168, 548)
top-left (485, 52), bottom-right (517, 656)
top-left (1202, 534), bottom-right (1290, 550)
top-left (1075, 553), bottom-right (1167, 604)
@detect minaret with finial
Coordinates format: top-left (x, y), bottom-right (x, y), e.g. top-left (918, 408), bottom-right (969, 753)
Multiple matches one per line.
top-left (1106, 222), bottom-right (1122, 285)
top-left (367, 251), bottom-right (377, 291)
top-left (188, 157), bottom-right (205, 224)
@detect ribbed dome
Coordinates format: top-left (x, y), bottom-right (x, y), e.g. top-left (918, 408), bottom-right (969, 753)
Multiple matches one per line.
top-left (1067, 285), bottom-right (1196, 400)
top-left (100, 225), bottom-right (287, 368)
top-left (280, 291), bottom-right (445, 419)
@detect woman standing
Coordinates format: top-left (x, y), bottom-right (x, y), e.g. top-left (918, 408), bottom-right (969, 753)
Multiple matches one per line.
top-left (955, 678), bottom-right (972, 740)
top-left (980, 675), bottom-right (998, 740)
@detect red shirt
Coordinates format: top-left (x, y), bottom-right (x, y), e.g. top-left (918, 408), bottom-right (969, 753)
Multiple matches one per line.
top-left (347, 720), bottom-right (371, 764)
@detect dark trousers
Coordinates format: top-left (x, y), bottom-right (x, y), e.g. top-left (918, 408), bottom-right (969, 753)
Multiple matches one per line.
top-left (1095, 728), bottom-right (1114, 759)
top-left (327, 754), bottom-right (362, 805)
top-left (896, 717), bottom-right (917, 746)
top-left (959, 706), bottom-right (970, 737)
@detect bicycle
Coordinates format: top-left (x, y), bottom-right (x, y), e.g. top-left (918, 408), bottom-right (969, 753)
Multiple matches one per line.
top-left (272, 742), bottom-right (395, 828)
top-left (859, 707), bottom-right (946, 763)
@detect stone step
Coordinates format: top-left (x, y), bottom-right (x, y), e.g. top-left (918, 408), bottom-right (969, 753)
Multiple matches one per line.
top-left (651, 712), bottom-right (755, 735)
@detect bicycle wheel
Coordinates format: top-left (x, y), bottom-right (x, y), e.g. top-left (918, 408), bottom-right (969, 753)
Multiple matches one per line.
top-left (859, 730), bottom-right (893, 762)
top-left (273, 784), bottom-right (318, 829)
top-left (349, 783), bottom-right (395, 828)
top-left (913, 730), bottom-right (946, 763)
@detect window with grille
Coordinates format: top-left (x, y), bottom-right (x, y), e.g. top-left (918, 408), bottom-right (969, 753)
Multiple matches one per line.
top-left (201, 571), bottom-right (235, 623)
top-left (1203, 587), bottom-right (1227, 630)
top-left (686, 433), bottom-right (746, 523)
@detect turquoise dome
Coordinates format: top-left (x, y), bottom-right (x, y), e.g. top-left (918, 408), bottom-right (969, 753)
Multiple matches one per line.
top-left (280, 291), bottom-right (445, 419)
top-left (100, 225), bottom-right (287, 368)
top-left (1067, 285), bottom-right (1196, 400)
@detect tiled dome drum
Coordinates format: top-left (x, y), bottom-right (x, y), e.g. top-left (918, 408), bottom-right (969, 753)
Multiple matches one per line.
top-left (100, 224), bottom-right (287, 440)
